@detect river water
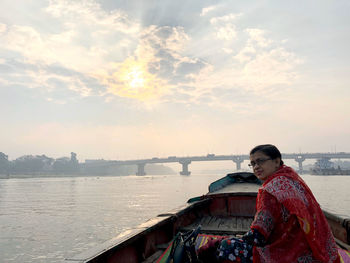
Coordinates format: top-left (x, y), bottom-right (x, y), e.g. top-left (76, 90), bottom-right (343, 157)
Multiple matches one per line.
top-left (0, 173), bottom-right (349, 262)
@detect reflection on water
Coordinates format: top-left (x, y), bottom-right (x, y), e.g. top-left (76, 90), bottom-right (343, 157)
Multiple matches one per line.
top-left (0, 174), bottom-right (349, 262)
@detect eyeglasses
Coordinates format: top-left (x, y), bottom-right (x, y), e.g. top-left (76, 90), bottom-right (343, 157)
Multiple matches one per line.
top-left (248, 158), bottom-right (271, 168)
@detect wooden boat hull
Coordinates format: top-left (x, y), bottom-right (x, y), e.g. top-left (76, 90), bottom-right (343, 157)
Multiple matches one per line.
top-left (66, 172), bottom-right (350, 263)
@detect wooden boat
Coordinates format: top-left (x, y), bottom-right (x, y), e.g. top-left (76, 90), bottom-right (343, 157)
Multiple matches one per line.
top-left (66, 172), bottom-right (350, 263)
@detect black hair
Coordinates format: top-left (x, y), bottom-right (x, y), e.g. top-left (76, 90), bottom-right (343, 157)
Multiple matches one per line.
top-left (250, 144), bottom-right (284, 165)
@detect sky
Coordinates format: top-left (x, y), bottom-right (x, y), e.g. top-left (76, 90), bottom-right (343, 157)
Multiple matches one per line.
top-left (1, 0), bottom-right (350, 162)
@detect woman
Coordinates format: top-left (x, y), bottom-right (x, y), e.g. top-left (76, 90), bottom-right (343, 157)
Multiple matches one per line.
top-left (200, 144), bottom-right (340, 263)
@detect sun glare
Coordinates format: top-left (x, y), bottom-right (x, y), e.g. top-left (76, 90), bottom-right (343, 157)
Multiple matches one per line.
top-left (99, 58), bottom-right (168, 101)
top-left (125, 66), bottom-right (145, 91)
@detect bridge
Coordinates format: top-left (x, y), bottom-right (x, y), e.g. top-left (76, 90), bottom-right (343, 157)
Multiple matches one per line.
top-left (83, 152), bottom-right (350, 176)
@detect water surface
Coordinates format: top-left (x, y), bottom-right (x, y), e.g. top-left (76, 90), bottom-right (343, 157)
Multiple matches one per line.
top-left (0, 173), bottom-right (349, 262)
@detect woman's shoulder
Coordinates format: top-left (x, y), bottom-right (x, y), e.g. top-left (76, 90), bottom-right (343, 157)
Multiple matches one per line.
top-left (263, 172), bottom-right (311, 205)
top-left (263, 166), bottom-right (299, 186)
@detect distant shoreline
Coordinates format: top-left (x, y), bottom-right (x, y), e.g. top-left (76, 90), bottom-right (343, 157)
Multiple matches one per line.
top-left (2, 174), bottom-right (349, 180)
top-left (0, 173), bottom-right (177, 179)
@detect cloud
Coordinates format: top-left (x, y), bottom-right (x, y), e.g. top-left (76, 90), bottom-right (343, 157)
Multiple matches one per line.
top-left (93, 25), bottom-right (187, 101)
top-left (0, 0), bottom-right (141, 101)
top-left (216, 24), bottom-right (237, 40)
top-left (208, 13), bottom-right (242, 41)
top-left (246, 28), bottom-right (272, 47)
top-left (175, 59), bottom-right (207, 76)
top-left (191, 26), bottom-right (303, 100)
top-left (0, 23), bottom-right (113, 77)
top-left (222, 48), bottom-right (233, 54)
top-left (136, 25), bottom-right (190, 57)
top-left (0, 1), bottom-right (303, 108)
top-left (1, 1), bottom-right (211, 104)
top-left (240, 48), bottom-right (302, 92)
top-left (234, 46), bottom-right (256, 63)
top-left (228, 28), bottom-right (303, 95)
top-left (95, 25), bottom-right (211, 102)
top-left (184, 45), bottom-right (302, 110)
top-left (0, 23), bottom-right (7, 33)
top-left (0, 58), bottom-right (102, 103)
top-left (0, 0), bottom-right (140, 72)
top-left (45, 0), bottom-right (140, 34)
top-left (210, 13), bottom-right (242, 24)
top-left (200, 5), bottom-right (218, 16)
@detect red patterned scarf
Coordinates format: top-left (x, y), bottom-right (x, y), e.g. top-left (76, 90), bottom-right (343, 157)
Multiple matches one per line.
top-left (253, 165), bottom-right (340, 263)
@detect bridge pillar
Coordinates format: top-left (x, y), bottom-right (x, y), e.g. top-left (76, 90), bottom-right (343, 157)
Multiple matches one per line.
top-left (232, 156), bottom-right (244, 170)
top-left (136, 163), bottom-right (146, 176)
top-left (294, 156), bottom-right (306, 174)
top-left (179, 160), bottom-right (191, 176)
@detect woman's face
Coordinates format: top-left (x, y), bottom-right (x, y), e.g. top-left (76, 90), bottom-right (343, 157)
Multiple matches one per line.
top-left (249, 151), bottom-right (281, 181)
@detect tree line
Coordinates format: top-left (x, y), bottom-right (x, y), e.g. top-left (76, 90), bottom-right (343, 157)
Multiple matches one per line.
top-left (0, 152), bottom-right (79, 175)
top-left (0, 152), bottom-right (176, 177)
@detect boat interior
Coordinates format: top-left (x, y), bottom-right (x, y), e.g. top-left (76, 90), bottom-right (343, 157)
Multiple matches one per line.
top-left (143, 187), bottom-right (350, 263)
top-left (141, 189), bottom-right (259, 263)
top-left (66, 173), bottom-right (350, 263)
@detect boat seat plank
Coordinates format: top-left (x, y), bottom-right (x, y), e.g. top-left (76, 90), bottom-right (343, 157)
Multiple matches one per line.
top-left (200, 216), bottom-right (212, 226)
top-left (244, 218), bottom-right (253, 229)
top-left (231, 217), bottom-right (237, 229)
top-left (180, 216), bottom-right (253, 235)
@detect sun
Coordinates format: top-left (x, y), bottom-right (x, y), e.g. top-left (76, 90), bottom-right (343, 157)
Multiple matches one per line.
top-left (99, 57), bottom-right (168, 101)
top-left (125, 66), bottom-right (145, 91)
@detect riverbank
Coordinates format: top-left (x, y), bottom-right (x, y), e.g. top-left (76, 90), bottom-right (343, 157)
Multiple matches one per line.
top-left (0, 174), bottom-right (83, 179)
top-left (0, 172), bottom-right (176, 180)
